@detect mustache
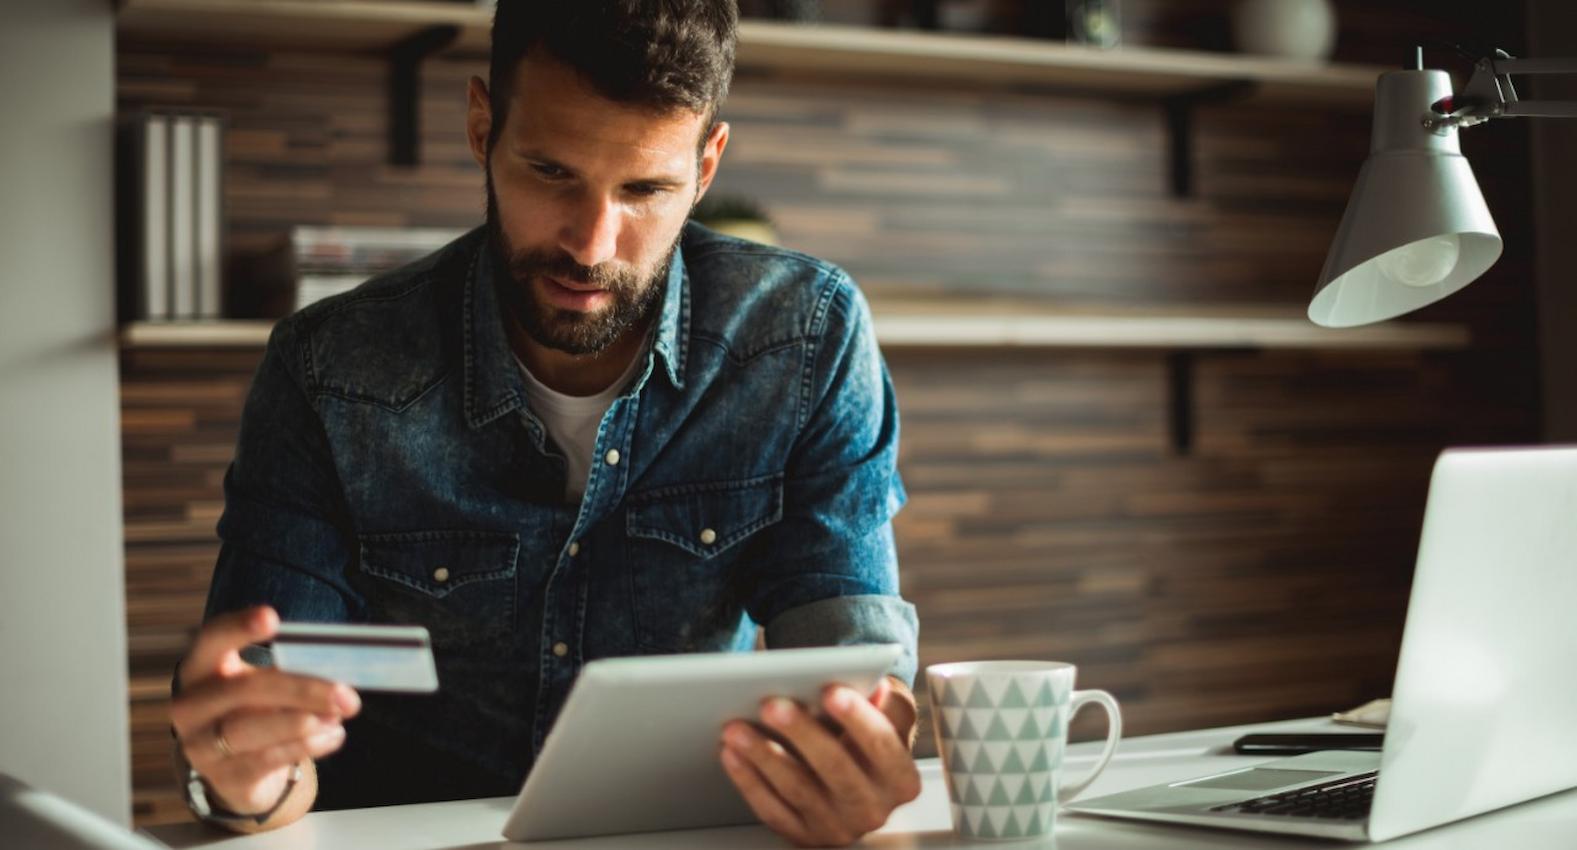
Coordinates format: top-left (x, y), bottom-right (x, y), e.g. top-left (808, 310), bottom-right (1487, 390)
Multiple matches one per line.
top-left (507, 248), bottom-right (631, 291)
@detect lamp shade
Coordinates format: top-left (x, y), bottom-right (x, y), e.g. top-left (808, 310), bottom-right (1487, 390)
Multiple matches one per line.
top-left (1309, 70), bottom-right (1503, 327)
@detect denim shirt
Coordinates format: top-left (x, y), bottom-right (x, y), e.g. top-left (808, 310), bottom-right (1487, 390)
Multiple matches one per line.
top-left (203, 223), bottom-right (916, 809)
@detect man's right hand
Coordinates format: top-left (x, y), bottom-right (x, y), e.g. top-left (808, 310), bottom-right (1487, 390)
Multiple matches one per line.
top-left (170, 606), bottom-right (361, 817)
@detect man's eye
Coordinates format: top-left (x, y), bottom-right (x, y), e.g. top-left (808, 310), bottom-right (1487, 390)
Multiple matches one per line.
top-left (531, 164), bottom-right (567, 179)
top-left (626, 184), bottom-right (664, 198)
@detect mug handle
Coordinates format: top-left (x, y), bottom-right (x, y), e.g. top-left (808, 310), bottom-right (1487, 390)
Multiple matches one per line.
top-left (1057, 689), bottom-right (1123, 803)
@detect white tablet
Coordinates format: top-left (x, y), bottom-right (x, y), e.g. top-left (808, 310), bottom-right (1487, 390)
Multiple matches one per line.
top-left (501, 643), bottom-right (902, 842)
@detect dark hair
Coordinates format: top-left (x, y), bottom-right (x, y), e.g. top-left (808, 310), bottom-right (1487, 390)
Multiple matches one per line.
top-left (487, 0), bottom-right (739, 151)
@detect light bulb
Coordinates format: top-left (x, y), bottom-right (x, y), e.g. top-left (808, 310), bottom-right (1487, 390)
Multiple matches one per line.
top-left (1375, 234), bottom-right (1461, 288)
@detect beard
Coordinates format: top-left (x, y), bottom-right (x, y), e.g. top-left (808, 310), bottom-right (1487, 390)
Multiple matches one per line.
top-left (485, 169), bottom-right (676, 356)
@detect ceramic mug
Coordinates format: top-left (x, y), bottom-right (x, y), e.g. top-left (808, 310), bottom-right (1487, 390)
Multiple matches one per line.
top-left (926, 661), bottom-right (1122, 841)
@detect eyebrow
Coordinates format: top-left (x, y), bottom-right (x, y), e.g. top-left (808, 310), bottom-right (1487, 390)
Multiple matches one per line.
top-left (521, 151), bottom-right (687, 189)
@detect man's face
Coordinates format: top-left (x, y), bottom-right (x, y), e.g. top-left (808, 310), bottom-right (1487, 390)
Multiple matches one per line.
top-left (469, 53), bottom-right (728, 356)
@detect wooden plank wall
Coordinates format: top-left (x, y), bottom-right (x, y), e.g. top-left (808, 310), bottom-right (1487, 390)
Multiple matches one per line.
top-left (121, 348), bottom-right (260, 825)
top-left (116, 0), bottom-right (1539, 823)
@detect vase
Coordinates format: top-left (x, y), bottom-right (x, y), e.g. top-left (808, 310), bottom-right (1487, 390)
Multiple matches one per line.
top-left (1231, 0), bottom-right (1337, 61)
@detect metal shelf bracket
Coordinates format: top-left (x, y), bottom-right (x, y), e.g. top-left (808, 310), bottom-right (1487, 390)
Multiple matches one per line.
top-left (389, 24), bottom-right (461, 167)
top-left (1162, 80), bottom-right (1257, 198)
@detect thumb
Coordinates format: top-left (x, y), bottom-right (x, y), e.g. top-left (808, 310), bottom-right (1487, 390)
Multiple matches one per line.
top-left (179, 605), bottom-right (278, 687)
top-left (869, 675), bottom-right (892, 709)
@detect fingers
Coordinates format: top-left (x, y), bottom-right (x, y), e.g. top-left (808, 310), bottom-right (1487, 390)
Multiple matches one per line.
top-left (171, 668), bottom-right (359, 741)
top-left (718, 687), bottom-right (923, 846)
top-left (761, 698), bottom-right (889, 834)
top-left (209, 710), bottom-right (340, 758)
top-left (179, 606), bottom-right (279, 687)
top-left (187, 712), bottom-right (346, 774)
top-left (718, 738), bottom-right (816, 847)
top-left (823, 686), bottom-right (922, 804)
top-left (722, 722), bottom-right (852, 847)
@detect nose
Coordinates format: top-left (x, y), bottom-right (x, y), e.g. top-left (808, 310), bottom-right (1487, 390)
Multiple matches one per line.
top-left (558, 192), bottom-right (621, 270)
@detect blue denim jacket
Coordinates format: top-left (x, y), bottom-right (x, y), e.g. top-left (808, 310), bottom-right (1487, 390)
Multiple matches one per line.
top-left (203, 223), bottom-right (916, 808)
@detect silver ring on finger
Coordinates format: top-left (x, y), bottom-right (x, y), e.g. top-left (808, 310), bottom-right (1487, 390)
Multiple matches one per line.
top-left (213, 721), bottom-right (237, 759)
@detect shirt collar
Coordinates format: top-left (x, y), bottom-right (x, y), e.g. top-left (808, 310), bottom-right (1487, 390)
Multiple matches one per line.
top-left (463, 230), bottom-right (689, 430)
top-left (651, 238), bottom-right (690, 392)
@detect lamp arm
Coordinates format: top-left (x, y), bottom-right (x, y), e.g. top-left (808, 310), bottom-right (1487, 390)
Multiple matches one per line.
top-left (1423, 51), bottom-right (1577, 130)
top-left (1488, 56), bottom-right (1577, 76)
top-left (1501, 101), bottom-right (1577, 119)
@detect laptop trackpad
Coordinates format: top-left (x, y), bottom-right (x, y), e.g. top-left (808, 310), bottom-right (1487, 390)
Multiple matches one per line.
top-left (1178, 768), bottom-right (1342, 792)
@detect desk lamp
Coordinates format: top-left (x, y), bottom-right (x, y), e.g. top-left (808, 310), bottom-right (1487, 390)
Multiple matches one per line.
top-left (1309, 48), bottom-right (1577, 327)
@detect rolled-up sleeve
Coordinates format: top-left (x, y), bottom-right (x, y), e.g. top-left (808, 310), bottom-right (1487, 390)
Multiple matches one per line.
top-left (742, 271), bottom-right (918, 686)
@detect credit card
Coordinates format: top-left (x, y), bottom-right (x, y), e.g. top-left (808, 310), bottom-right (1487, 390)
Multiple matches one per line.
top-left (270, 622), bottom-right (439, 693)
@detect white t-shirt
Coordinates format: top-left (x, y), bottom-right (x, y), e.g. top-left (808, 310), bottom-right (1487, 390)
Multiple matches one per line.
top-left (517, 351), bottom-right (645, 502)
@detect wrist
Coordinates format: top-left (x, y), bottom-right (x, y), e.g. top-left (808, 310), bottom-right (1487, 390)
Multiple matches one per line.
top-left (184, 763), bottom-right (301, 830)
top-left (884, 676), bottom-right (919, 749)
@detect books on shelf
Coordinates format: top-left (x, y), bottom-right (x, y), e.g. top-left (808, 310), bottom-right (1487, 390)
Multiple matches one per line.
top-left (117, 110), bottom-right (225, 322)
top-left (262, 226), bottom-right (465, 311)
top-left (195, 117), bottom-right (223, 319)
top-left (137, 115), bottom-right (168, 321)
top-left (295, 273), bottom-right (379, 311)
top-left (169, 115), bottom-right (195, 319)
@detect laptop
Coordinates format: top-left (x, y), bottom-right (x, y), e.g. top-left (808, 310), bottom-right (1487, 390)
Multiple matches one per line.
top-left (1068, 446), bottom-right (1577, 842)
top-left (0, 774), bottom-right (167, 850)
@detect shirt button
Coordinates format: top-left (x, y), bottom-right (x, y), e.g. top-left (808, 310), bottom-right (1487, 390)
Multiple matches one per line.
top-left (552, 642), bottom-right (569, 658)
top-left (433, 566), bottom-right (450, 583)
top-left (699, 528), bottom-right (717, 545)
top-left (604, 449), bottom-right (621, 466)
top-left (567, 541), bottom-right (580, 557)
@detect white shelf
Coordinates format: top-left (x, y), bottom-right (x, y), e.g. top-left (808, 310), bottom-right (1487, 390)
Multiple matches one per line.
top-left (117, 0), bottom-right (496, 53)
top-left (870, 313), bottom-right (1470, 350)
top-left (122, 320), bottom-right (274, 348)
top-left (734, 22), bottom-right (1383, 104)
top-left (121, 312), bottom-right (1470, 352)
top-left (116, 0), bottom-right (1385, 103)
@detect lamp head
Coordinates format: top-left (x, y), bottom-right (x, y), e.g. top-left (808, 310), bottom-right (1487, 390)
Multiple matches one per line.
top-left (1308, 69), bottom-right (1503, 328)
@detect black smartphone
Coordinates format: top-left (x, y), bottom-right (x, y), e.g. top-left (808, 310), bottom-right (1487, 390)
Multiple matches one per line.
top-left (1232, 733), bottom-right (1385, 755)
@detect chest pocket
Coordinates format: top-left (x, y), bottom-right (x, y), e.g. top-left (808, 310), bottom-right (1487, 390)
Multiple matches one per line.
top-left (357, 530), bottom-right (519, 646)
top-left (625, 473), bottom-right (783, 651)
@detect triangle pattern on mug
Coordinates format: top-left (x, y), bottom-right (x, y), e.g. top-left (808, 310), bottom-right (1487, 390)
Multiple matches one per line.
top-left (932, 670), bottom-right (1064, 840)
top-left (997, 708), bottom-right (1029, 738)
top-left (955, 740), bottom-right (981, 770)
top-left (965, 682), bottom-right (995, 708)
top-left (942, 707), bottom-right (964, 738)
top-left (999, 679), bottom-right (1029, 709)
top-left (983, 714), bottom-right (1014, 742)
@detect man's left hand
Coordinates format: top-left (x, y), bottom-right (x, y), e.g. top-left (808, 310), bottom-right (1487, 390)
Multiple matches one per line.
top-left (720, 676), bottom-right (922, 848)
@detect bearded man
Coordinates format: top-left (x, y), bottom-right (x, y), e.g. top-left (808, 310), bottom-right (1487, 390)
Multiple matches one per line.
top-left (168, 3), bottom-right (918, 846)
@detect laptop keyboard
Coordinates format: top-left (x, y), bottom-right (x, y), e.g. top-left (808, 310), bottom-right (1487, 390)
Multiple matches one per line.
top-left (1209, 771), bottom-right (1378, 821)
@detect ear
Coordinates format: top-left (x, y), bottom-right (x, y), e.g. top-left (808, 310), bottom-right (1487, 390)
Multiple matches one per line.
top-left (466, 76), bottom-right (492, 171)
top-left (694, 121), bottom-right (730, 203)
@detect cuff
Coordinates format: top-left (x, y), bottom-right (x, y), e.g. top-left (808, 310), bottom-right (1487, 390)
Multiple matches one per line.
top-left (764, 594), bottom-right (919, 688)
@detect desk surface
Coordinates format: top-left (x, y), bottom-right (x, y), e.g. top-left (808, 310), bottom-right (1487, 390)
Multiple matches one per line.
top-left (145, 717), bottom-right (1577, 849)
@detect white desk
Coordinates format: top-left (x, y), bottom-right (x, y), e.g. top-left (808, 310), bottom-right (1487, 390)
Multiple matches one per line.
top-left (145, 717), bottom-right (1577, 849)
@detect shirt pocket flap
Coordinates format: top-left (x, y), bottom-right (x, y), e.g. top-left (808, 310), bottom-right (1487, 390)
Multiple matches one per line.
top-left (627, 473), bottom-right (784, 558)
top-left (358, 530), bottom-right (519, 599)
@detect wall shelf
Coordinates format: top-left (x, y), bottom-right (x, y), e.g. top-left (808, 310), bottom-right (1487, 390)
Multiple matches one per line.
top-left (121, 310), bottom-right (1470, 352)
top-left (116, 0), bottom-right (495, 53)
top-left (122, 320), bottom-right (274, 348)
top-left (121, 308), bottom-right (1470, 458)
top-left (870, 313), bottom-right (1470, 350)
top-left (117, 1), bottom-right (1385, 103)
